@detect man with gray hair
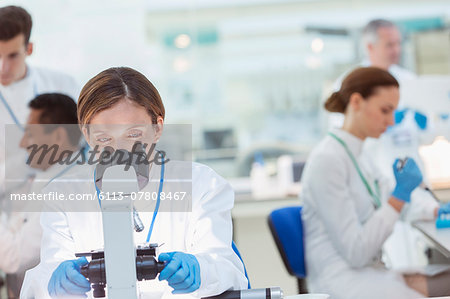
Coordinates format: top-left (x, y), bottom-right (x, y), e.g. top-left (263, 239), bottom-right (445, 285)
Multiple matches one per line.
top-left (329, 18), bottom-right (417, 130)
top-left (330, 18), bottom-right (416, 124)
top-left (333, 18), bottom-right (415, 91)
top-left (361, 18), bottom-right (415, 82)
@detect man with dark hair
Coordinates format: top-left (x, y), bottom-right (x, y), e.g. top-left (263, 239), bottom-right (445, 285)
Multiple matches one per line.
top-left (1, 93), bottom-right (81, 298)
top-left (0, 5), bottom-right (80, 194)
top-left (26, 93), bottom-right (81, 150)
top-left (0, 5), bottom-right (79, 114)
top-left (20, 93), bottom-right (82, 170)
top-left (28, 94), bottom-right (79, 124)
top-left (0, 5), bottom-right (33, 87)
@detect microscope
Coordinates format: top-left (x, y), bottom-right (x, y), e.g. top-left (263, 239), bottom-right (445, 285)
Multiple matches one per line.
top-left (75, 144), bottom-right (165, 298)
top-left (75, 143), bottom-right (285, 299)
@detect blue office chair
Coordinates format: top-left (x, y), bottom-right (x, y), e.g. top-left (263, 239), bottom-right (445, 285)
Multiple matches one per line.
top-left (268, 206), bottom-right (307, 294)
top-left (232, 241), bottom-right (251, 289)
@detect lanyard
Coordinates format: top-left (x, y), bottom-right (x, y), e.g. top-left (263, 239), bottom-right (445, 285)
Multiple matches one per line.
top-left (328, 132), bottom-right (381, 209)
top-left (0, 77), bottom-right (39, 131)
top-left (95, 152), bottom-right (165, 243)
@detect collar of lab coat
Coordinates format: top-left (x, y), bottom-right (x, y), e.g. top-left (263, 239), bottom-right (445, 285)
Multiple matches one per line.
top-left (331, 128), bottom-right (364, 158)
top-left (0, 64), bottom-right (33, 91)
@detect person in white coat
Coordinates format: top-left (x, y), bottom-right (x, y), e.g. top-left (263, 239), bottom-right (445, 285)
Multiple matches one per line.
top-left (0, 6), bottom-right (80, 191)
top-left (329, 19), bottom-right (435, 271)
top-left (302, 67), bottom-right (450, 299)
top-left (1, 93), bottom-right (82, 298)
top-left (329, 19), bottom-right (416, 129)
top-left (332, 19), bottom-right (415, 92)
top-left (20, 67), bottom-right (248, 298)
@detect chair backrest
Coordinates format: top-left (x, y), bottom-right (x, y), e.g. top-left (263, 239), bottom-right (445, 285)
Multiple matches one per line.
top-left (268, 206), bottom-right (306, 278)
top-left (232, 241), bottom-right (251, 289)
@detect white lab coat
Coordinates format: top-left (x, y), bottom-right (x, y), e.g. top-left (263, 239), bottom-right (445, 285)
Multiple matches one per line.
top-left (20, 161), bottom-right (248, 299)
top-left (0, 163), bottom-right (72, 297)
top-left (0, 65), bottom-right (80, 125)
top-left (0, 65), bottom-right (80, 191)
top-left (301, 129), bottom-right (437, 299)
top-left (327, 63), bottom-right (437, 269)
top-left (0, 66), bottom-right (78, 296)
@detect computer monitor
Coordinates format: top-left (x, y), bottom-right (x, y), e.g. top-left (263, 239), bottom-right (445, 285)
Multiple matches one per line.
top-left (203, 128), bottom-right (235, 150)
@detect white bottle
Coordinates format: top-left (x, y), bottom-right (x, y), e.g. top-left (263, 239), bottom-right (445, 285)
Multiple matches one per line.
top-left (277, 155), bottom-right (293, 196)
top-left (250, 161), bottom-right (268, 199)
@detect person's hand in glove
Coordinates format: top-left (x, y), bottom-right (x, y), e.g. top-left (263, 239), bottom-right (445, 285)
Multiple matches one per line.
top-left (48, 257), bottom-right (91, 298)
top-left (158, 252), bottom-right (201, 294)
top-left (391, 158), bottom-right (423, 203)
top-left (394, 109), bottom-right (407, 125)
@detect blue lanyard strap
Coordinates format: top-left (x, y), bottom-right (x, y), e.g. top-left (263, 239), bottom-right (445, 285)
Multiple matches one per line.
top-left (0, 76), bottom-right (38, 131)
top-left (94, 152), bottom-right (165, 244)
top-left (328, 132), bottom-right (381, 209)
top-left (146, 154), bottom-right (165, 243)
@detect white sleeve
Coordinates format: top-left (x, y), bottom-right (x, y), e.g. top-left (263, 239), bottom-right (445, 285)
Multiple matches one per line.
top-left (185, 166), bottom-right (248, 297)
top-left (307, 153), bottom-right (400, 268)
top-left (0, 213), bottom-right (25, 273)
top-left (20, 202), bottom-right (76, 299)
top-left (35, 67), bottom-right (81, 102)
top-left (40, 208), bottom-right (77, 269)
top-left (0, 212), bottom-right (41, 274)
top-left (20, 264), bottom-right (53, 299)
top-left (49, 72), bottom-right (80, 102)
top-left (402, 188), bottom-right (438, 222)
top-left (60, 75), bottom-right (81, 102)
top-left (367, 153), bottom-right (395, 204)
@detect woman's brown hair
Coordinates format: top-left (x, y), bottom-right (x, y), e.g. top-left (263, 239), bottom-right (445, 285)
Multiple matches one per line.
top-left (77, 67), bottom-right (165, 125)
top-left (325, 67), bottom-right (399, 113)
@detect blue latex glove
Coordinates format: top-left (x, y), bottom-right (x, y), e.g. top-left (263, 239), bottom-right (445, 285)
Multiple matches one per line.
top-left (48, 257), bottom-right (91, 298)
top-left (394, 109), bottom-right (407, 125)
top-left (438, 202), bottom-right (450, 217)
top-left (391, 158), bottom-right (423, 203)
top-left (414, 111), bottom-right (427, 130)
top-left (158, 252), bottom-right (201, 294)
